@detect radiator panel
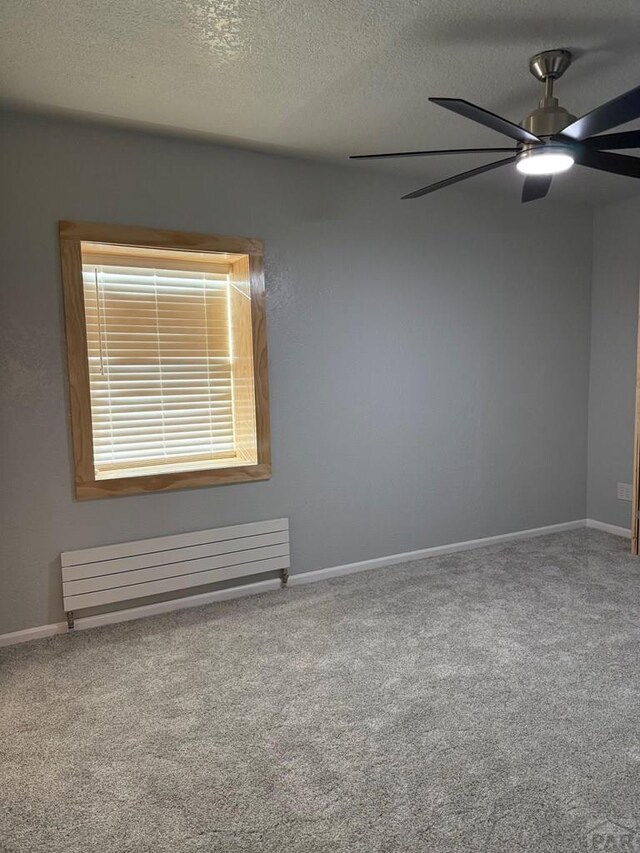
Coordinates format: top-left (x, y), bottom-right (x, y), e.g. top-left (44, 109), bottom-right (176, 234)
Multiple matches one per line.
top-left (62, 530), bottom-right (289, 582)
top-left (61, 518), bottom-right (289, 615)
top-left (61, 518), bottom-right (288, 567)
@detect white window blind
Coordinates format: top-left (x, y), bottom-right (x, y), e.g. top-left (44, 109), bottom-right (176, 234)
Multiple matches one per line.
top-left (81, 253), bottom-right (247, 479)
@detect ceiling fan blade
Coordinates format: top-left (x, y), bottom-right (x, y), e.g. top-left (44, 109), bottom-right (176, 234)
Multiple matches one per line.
top-left (559, 85), bottom-right (640, 141)
top-left (350, 147), bottom-right (518, 160)
top-left (573, 148), bottom-right (640, 179)
top-left (579, 130), bottom-right (640, 150)
top-left (429, 98), bottom-right (542, 145)
top-left (521, 174), bottom-right (552, 203)
top-left (402, 156), bottom-right (517, 200)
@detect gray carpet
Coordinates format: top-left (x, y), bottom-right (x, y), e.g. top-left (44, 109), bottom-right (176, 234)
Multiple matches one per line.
top-left (2, 529), bottom-right (640, 852)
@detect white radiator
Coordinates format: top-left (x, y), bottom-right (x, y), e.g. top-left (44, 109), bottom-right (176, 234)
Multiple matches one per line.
top-left (61, 518), bottom-right (289, 629)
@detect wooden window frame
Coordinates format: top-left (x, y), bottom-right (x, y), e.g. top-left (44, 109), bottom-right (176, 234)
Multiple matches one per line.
top-left (59, 221), bottom-right (271, 499)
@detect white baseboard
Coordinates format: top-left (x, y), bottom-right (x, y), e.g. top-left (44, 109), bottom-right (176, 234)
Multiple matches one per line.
top-left (2, 517), bottom-right (633, 648)
top-left (0, 622), bottom-right (69, 647)
top-left (585, 518), bottom-right (632, 538)
top-left (288, 519), bottom-right (588, 586)
top-left (0, 578), bottom-right (281, 648)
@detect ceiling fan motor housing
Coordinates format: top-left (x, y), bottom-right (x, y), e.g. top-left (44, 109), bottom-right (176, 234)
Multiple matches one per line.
top-left (521, 98), bottom-right (576, 139)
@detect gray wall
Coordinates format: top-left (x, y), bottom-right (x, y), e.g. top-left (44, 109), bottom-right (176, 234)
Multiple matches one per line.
top-left (0, 111), bottom-right (593, 634)
top-left (587, 196), bottom-right (640, 528)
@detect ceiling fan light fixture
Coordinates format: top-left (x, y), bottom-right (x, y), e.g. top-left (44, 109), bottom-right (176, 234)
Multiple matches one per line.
top-left (516, 147), bottom-right (574, 176)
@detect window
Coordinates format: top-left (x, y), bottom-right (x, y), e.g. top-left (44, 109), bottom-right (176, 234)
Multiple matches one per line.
top-left (59, 222), bottom-right (270, 498)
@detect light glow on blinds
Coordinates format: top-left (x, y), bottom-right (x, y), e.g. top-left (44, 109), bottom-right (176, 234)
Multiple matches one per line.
top-left (81, 245), bottom-right (257, 480)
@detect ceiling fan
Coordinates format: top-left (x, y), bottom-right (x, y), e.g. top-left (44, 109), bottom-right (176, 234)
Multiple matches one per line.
top-left (350, 49), bottom-right (640, 202)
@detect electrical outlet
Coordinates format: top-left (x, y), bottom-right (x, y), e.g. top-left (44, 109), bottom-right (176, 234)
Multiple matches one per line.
top-left (617, 482), bottom-right (633, 502)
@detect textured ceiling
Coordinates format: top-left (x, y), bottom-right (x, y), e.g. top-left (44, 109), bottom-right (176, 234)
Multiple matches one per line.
top-left (2, 0), bottom-right (640, 204)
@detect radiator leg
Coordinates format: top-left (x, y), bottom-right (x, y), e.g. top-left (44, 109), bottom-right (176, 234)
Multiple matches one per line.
top-left (66, 611), bottom-right (75, 631)
top-left (281, 567), bottom-right (289, 586)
